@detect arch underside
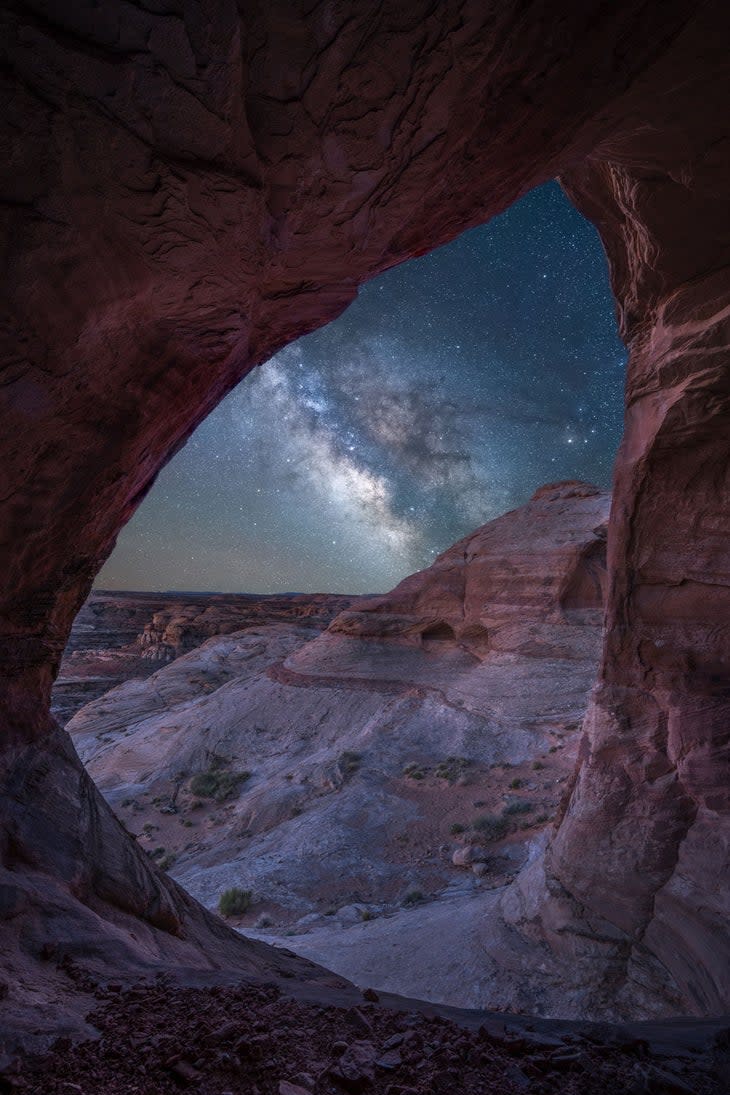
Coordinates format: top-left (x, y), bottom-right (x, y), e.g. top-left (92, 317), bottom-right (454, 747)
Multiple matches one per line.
top-left (0, 0), bottom-right (728, 1039)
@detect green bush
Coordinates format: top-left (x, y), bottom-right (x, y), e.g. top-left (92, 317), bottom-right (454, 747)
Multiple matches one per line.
top-left (449, 822), bottom-right (466, 835)
top-left (473, 814), bottom-right (509, 840)
top-left (337, 750), bottom-right (362, 777)
top-left (434, 756), bottom-right (472, 782)
top-left (402, 889), bottom-right (424, 907)
top-left (403, 762), bottom-right (424, 780)
top-left (189, 765), bottom-right (251, 803)
top-left (532, 761), bottom-right (545, 770)
top-left (509, 777), bottom-right (523, 790)
top-left (218, 887), bottom-right (252, 918)
top-left (503, 800), bottom-right (533, 817)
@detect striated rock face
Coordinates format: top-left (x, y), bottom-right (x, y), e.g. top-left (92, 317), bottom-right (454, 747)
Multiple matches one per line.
top-left (0, 0), bottom-right (729, 1037)
top-left (53, 591), bottom-right (355, 722)
top-left (331, 480), bottom-right (608, 652)
top-left (137, 592), bottom-right (355, 662)
top-left (68, 485), bottom-right (610, 1015)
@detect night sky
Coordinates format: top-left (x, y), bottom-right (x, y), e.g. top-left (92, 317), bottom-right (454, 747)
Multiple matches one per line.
top-left (97, 182), bottom-right (626, 594)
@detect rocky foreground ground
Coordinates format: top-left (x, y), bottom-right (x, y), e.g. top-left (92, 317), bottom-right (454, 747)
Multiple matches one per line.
top-left (9, 976), bottom-right (730, 1094)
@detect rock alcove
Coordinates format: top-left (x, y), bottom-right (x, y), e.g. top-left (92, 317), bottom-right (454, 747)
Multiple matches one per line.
top-left (1, 0), bottom-right (729, 1056)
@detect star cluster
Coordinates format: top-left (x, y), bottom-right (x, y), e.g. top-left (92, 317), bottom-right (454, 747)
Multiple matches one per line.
top-left (97, 182), bottom-right (626, 593)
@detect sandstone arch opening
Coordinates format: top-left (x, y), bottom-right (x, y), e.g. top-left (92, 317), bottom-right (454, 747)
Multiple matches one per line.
top-left (2, 1), bottom-right (729, 1072)
top-left (53, 179), bottom-right (624, 1018)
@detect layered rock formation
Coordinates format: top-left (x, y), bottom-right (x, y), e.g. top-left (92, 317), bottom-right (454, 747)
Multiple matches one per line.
top-left (0, 0), bottom-right (729, 1047)
top-left (53, 591), bottom-right (354, 722)
top-left (69, 484), bottom-right (610, 1015)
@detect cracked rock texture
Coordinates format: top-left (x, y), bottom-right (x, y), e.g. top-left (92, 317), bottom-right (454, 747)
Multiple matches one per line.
top-left (0, 0), bottom-right (729, 1038)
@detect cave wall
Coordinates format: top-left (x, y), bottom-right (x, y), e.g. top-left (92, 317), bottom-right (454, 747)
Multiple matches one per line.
top-left (553, 21), bottom-right (730, 1010)
top-left (0, 0), bottom-right (728, 1019)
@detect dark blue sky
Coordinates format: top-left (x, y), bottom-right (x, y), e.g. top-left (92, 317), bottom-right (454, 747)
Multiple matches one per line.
top-left (98, 181), bottom-right (626, 593)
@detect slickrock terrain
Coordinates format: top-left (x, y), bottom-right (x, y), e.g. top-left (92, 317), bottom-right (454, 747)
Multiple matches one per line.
top-left (68, 484), bottom-right (611, 1017)
top-left (53, 593), bottom-right (354, 724)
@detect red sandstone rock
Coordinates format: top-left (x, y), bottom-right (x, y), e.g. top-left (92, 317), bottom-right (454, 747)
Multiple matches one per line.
top-left (53, 591), bottom-right (355, 722)
top-left (0, 0), bottom-right (728, 1048)
top-left (329, 481), bottom-right (608, 653)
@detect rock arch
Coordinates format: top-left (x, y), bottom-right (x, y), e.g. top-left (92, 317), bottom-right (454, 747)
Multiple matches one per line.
top-left (1, 0), bottom-right (728, 1029)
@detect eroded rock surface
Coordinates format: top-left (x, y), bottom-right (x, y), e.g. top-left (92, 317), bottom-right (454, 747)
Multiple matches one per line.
top-left (53, 591), bottom-right (354, 723)
top-left (69, 485), bottom-right (610, 1016)
top-left (1, 0), bottom-right (729, 1049)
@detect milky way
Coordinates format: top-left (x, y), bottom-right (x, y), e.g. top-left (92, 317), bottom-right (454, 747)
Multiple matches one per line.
top-left (97, 182), bottom-right (626, 594)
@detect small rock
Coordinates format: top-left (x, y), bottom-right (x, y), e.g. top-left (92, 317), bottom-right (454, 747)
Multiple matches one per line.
top-left (291, 1073), bottom-right (315, 1091)
top-left (472, 862), bottom-right (489, 877)
top-left (376, 1049), bottom-right (402, 1071)
top-left (452, 845), bottom-right (487, 867)
top-left (329, 1040), bottom-right (377, 1091)
top-left (351, 1008), bottom-right (373, 1035)
top-left (646, 1065), bottom-right (699, 1094)
top-left (504, 1064), bottom-right (531, 1090)
top-left (168, 1060), bottom-right (199, 1085)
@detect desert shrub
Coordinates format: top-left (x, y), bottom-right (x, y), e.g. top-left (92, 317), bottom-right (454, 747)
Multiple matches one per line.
top-left (337, 751), bottom-right (361, 777)
top-left (549, 745), bottom-right (559, 753)
top-left (509, 777), bottom-right (523, 790)
top-left (473, 814), bottom-right (509, 841)
top-left (449, 822), bottom-right (466, 835)
top-left (532, 761), bottom-right (545, 770)
top-left (189, 765), bottom-right (250, 803)
top-left (158, 853), bottom-right (176, 871)
top-left (434, 756), bottom-right (472, 782)
top-left (401, 889), bottom-right (424, 907)
top-left (359, 908), bottom-right (375, 922)
top-left (535, 813), bottom-right (549, 824)
top-left (403, 762), bottom-right (424, 780)
top-left (503, 800), bottom-right (533, 817)
top-left (218, 887), bottom-right (252, 918)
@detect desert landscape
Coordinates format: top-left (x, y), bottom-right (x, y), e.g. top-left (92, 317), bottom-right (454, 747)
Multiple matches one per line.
top-left (1, 1), bottom-right (729, 1093)
top-left (62, 483), bottom-right (607, 1016)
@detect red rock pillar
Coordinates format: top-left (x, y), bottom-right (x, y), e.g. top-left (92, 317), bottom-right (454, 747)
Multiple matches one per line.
top-left (549, 146), bottom-right (730, 1013)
